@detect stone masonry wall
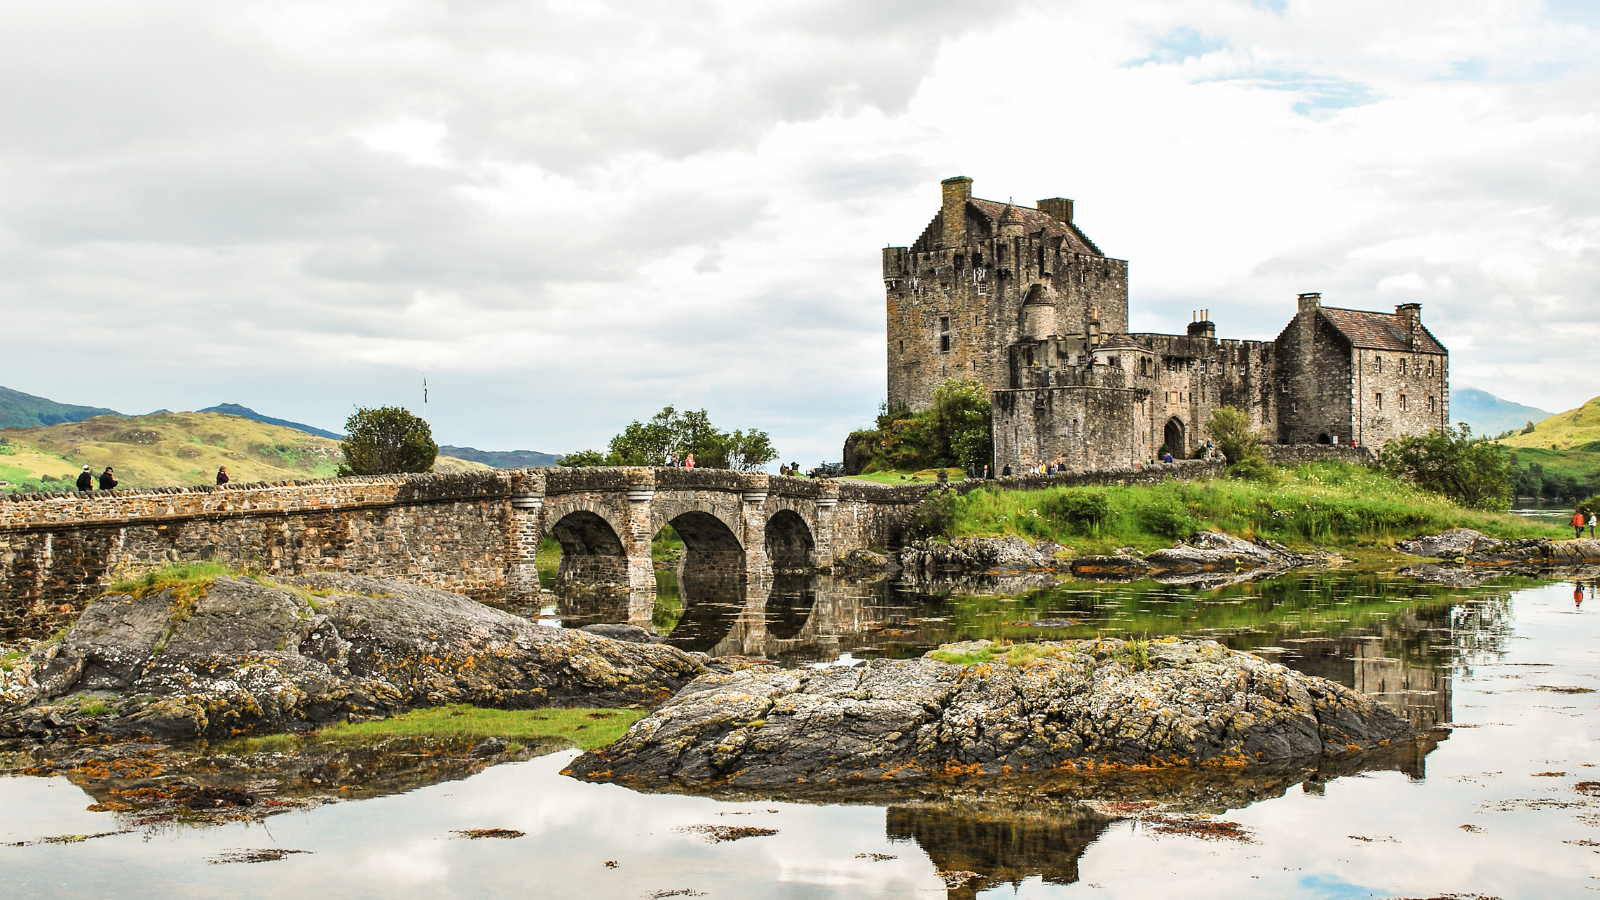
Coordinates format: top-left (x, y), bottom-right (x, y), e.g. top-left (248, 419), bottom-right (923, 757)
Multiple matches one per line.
top-left (0, 473), bottom-right (520, 640)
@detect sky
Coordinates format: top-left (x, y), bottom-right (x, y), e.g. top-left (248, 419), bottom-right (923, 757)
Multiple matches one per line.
top-left (1, 0), bottom-right (1597, 465)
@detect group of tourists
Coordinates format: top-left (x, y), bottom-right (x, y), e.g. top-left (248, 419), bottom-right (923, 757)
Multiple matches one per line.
top-left (1573, 510), bottom-right (1597, 539)
top-left (1028, 456), bottom-right (1070, 476)
top-left (777, 462), bottom-right (802, 477)
top-left (663, 452), bottom-right (697, 468)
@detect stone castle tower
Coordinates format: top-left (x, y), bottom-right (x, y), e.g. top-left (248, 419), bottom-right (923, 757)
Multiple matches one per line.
top-left (882, 176), bottom-right (1129, 412)
top-left (880, 177), bottom-right (1451, 473)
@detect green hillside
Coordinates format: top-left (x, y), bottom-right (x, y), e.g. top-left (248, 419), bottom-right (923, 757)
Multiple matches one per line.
top-left (0, 384), bottom-right (122, 429)
top-left (1500, 395), bottom-right (1600, 450)
top-left (0, 411), bottom-right (489, 493)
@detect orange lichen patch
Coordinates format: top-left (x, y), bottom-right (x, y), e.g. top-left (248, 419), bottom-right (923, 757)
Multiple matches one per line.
top-left (941, 761), bottom-right (984, 777)
top-left (73, 758), bottom-right (164, 781)
top-left (878, 762), bottom-right (924, 779)
top-left (1200, 755), bottom-right (1253, 769)
top-left (1533, 771), bottom-right (1567, 777)
top-left (453, 829), bottom-right (524, 839)
top-left (1575, 781), bottom-right (1600, 795)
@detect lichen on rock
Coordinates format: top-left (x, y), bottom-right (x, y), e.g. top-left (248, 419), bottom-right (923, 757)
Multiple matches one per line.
top-left (1, 574), bottom-right (706, 742)
top-left (565, 638), bottom-right (1414, 788)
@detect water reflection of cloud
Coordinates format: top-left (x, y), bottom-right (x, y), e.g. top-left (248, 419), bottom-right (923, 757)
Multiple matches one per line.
top-left (359, 839), bottom-right (450, 883)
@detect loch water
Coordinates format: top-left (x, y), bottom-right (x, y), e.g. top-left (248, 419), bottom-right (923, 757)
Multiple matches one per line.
top-left (5, 570), bottom-right (1600, 899)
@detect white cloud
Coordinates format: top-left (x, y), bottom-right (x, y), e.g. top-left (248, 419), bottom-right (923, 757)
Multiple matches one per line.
top-left (0, 0), bottom-right (1596, 464)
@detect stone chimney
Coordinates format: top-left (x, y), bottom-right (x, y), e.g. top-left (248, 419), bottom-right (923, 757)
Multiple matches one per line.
top-left (1298, 292), bottom-right (1321, 314)
top-left (941, 176), bottom-right (972, 248)
top-left (1397, 302), bottom-right (1421, 349)
top-left (1187, 309), bottom-right (1215, 339)
top-left (1037, 198), bottom-right (1073, 224)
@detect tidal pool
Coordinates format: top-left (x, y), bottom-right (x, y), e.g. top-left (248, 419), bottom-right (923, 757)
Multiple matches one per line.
top-left (5, 575), bottom-right (1600, 898)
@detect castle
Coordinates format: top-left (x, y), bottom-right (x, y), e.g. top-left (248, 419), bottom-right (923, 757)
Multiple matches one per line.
top-left (882, 176), bottom-right (1451, 473)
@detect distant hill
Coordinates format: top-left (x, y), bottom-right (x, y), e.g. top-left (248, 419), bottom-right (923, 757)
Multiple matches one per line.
top-left (439, 446), bottom-right (560, 468)
top-left (0, 385), bottom-right (123, 429)
top-left (0, 412), bottom-right (490, 493)
top-left (1500, 395), bottom-right (1600, 451)
top-left (199, 403), bottom-right (344, 440)
top-left (1451, 388), bottom-right (1553, 438)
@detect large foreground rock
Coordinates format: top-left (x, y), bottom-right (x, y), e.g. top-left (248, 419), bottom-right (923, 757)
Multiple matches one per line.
top-left (1, 574), bottom-right (706, 741)
top-left (566, 638), bottom-right (1413, 787)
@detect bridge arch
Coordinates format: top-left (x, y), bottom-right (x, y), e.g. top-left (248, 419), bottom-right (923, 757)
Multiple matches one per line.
top-left (766, 509), bottom-right (816, 572)
top-left (546, 507), bottom-right (630, 588)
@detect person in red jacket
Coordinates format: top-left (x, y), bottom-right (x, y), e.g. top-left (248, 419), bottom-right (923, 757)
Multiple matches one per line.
top-left (1575, 510), bottom-right (1587, 539)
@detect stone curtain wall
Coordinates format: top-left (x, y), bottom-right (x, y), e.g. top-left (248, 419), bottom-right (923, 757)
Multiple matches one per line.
top-left (1263, 444), bottom-right (1378, 466)
top-left (0, 473), bottom-right (524, 640)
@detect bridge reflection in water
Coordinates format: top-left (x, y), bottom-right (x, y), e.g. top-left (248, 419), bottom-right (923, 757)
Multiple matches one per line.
top-left (540, 565), bottom-right (1538, 741)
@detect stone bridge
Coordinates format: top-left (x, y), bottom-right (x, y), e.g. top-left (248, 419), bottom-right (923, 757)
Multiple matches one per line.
top-left (0, 467), bottom-right (928, 640)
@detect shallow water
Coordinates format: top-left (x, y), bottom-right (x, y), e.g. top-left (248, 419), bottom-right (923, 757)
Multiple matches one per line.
top-left (6, 576), bottom-right (1600, 898)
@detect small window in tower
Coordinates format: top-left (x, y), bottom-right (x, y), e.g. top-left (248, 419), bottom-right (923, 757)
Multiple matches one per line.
top-left (940, 335), bottom-right (950, 352)
top-left (1400, 394), bottom-right (1408, 411)
top-left (1375, 392), bottom-right (1383, 410)
top-left (1399, 358), bottom-right (1407, 376)
top-left (898, 340), bottom-right (904, 355)
top-left (1428, 396), bottom-right (1435, 412)
top-left (1376, 356), bottom-right (1383, 373)
top-left (939, 316), bottom-right (950, 353)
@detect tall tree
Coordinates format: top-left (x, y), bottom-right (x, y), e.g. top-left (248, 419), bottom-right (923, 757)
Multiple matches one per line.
top-left (338, 406), bottom-right (438, 475)
top-left (561, 406), bottom-right (778, 470)
top-left (1381, 423), bottom-right (1513, 510)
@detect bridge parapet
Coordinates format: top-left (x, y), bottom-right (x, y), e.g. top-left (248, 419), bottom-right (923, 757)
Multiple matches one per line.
top-left (0, 467), bottom-right (926, 640)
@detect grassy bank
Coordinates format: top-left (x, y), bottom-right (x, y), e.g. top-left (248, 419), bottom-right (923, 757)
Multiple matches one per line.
top-left (846, 467), bottom-right (968, 485)
top-left (945, 462), bottom-right (1564, 553)
top-left (224, 705), bottom-right (647, 754)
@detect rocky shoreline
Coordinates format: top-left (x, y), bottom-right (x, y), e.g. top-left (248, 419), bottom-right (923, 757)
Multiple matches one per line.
top-left (895, 531), bottom-right (1339, 589)
top-left (1396, 528), bottom-right (1600, 585)
top-left (0, 574), bottom-right (706, 743)
top-left (565, 637), bottom-right (1414, 788)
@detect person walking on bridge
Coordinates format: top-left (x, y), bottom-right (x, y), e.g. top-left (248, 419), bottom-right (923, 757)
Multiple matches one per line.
top-left (1574, 510), bottom-right (1587, 539)
top-left (216, 466), bottom-right (229, 486)
top-left (75, 466), bottom-right (93, 492)
top-left (97, 467), bottom-right (118, 491)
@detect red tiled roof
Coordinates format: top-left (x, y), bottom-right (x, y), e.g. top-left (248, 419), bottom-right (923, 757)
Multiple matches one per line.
top-left (1318, 307), bottom-right (1447, 354)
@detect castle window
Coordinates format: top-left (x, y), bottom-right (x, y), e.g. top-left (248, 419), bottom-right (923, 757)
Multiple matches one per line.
top-left (1427, 359), bottom-right (1434, 377)
top-left (899, 340), bottom-right (904, 356)
top-left (939, 316), bottom-right (950, 353)
top-left (1428, 396), bottom-right (1435, 412)
top-left (1399, 359), bottom-right (1408, 376)
top-left (1400, 394), bottom-right (1408, 411)
top-left (1375, 392), bottom-right (1383, 410)
top-left (1376, 356), bottom-right (1382, 373)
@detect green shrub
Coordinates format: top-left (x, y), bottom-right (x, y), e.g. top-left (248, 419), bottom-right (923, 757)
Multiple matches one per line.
top-left (1040, 488), bottom-right (1113, 535)
top-left (1138, 492), bottom-right (1197, 539)
top-left (912, 488), bottom-right (957, 540)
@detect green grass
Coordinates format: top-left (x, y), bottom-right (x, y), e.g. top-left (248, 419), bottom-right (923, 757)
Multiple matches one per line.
top-left (946, 462), bottom-right (1563, 554)
top-left (106, 560), bottom-right (235, 600)
top-left (847, 467), bottom-right (968, 485)
top-left (316, 704), bottom-right (645, 750)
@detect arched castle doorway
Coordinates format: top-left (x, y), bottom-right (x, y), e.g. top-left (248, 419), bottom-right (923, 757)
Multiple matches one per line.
top-left (1164, 417), bottom-right (1187, 459)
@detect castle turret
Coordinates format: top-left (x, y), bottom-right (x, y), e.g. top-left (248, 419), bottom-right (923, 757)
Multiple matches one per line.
top-left (998, 202), bottom-right (1026, 239)
top-left (1022, 283), bottom-right (1059, 339)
